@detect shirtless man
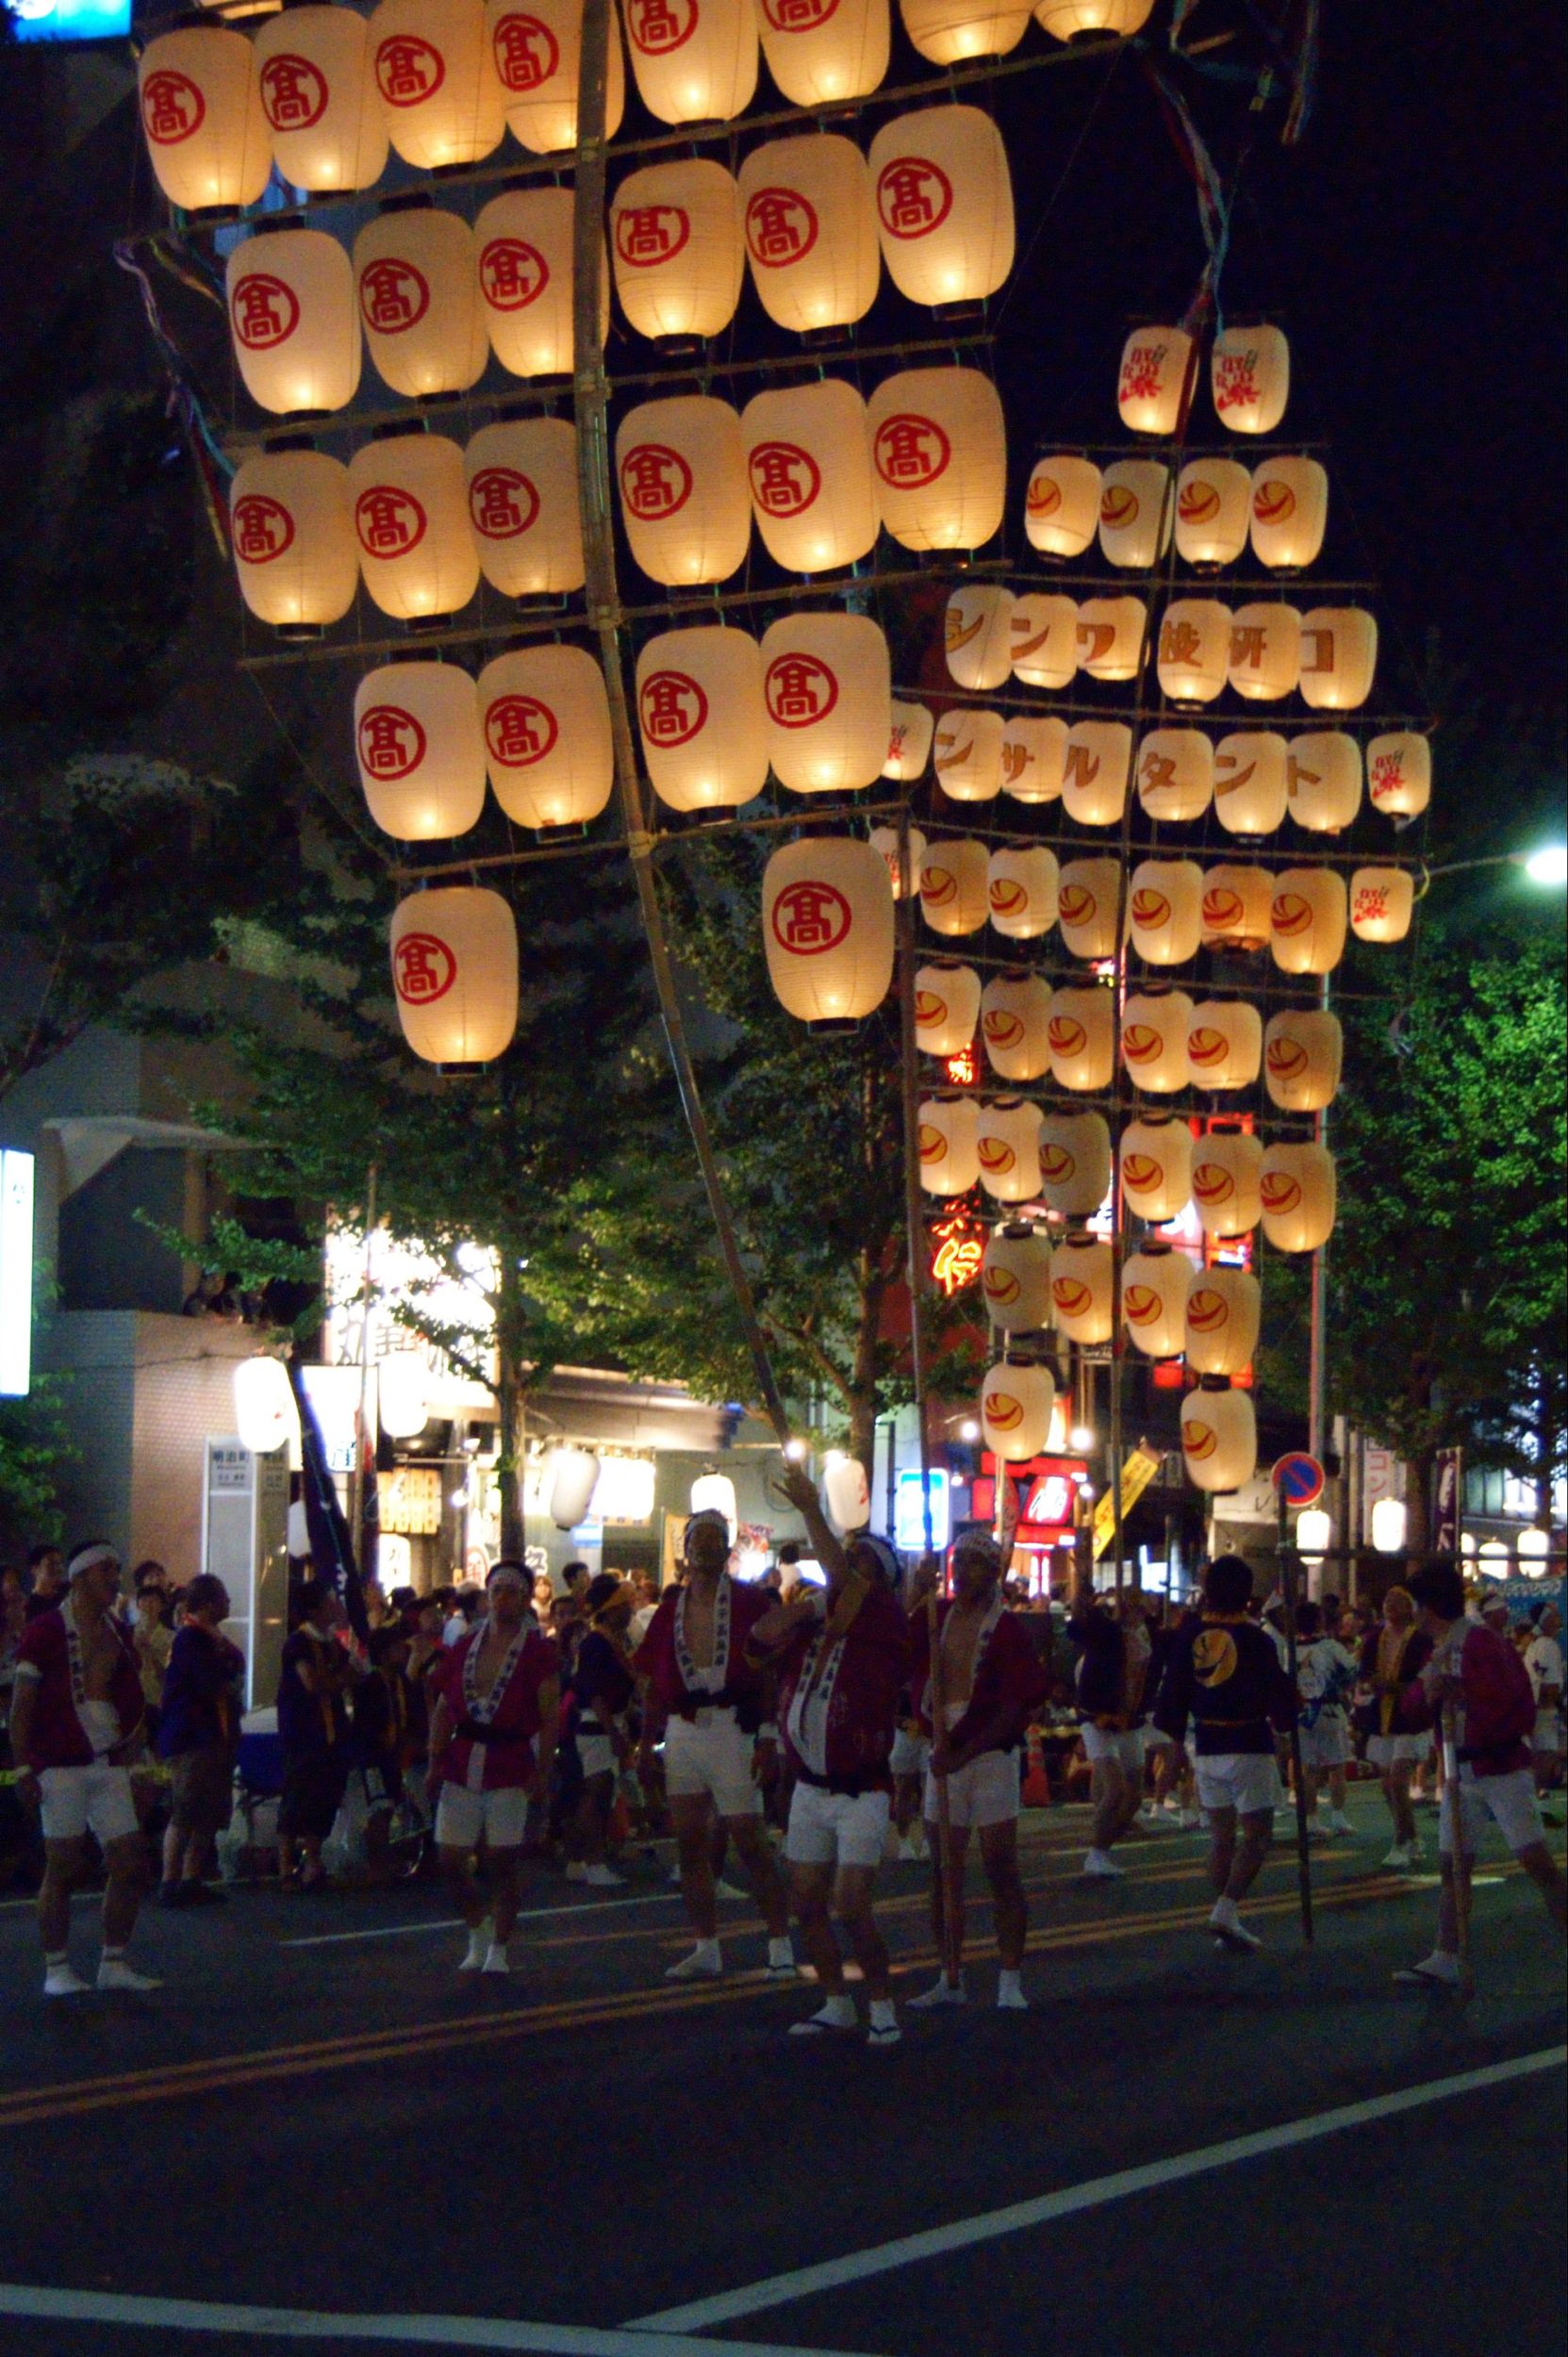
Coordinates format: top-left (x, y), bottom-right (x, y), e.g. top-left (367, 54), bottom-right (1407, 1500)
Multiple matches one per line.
top-left (905, 1536), bottom-right (1048, 2011)
top-left (9, 1541), bottom-right (158, 1997)
top-left (634, 1511), bottom-right (794, 1982)
top-left (426, 1561), bottom-right (558, 1975)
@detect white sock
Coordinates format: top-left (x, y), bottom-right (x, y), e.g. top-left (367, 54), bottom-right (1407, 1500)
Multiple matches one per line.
top-left (1210, 1895), bottom-right (1239, 1924)
top-left (101, 1946), bottom-right (124, 1963)
top-left (464, 1926), bottom-right (487, 1961)
top-left (45, 1949), bottom-right (70, 1968)
top-left (816, 1993), bottom-right (857, 2028)
top-left (767, 1937), bottom-right (794, 1969)
top-left (690, 1937), bottom-right (721, 1967)
top-left (1419, 1949), bottom-right (1461, 1980)
top-left (867, 1997), bottom-right (897, 2031)
top-left (998, 1969), bottom-right (1023, 2002)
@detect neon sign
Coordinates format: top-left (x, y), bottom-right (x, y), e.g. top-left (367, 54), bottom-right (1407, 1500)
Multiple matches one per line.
top-left (929, 1213), bottom-right (983, 1296)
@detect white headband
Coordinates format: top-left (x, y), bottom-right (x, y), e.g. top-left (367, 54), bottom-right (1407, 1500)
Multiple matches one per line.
top-left (68, 1543), bottom-right (119, 1582)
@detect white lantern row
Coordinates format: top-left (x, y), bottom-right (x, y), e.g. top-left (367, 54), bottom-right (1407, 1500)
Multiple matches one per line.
top-left (355, 646), bottom-right (613, 838)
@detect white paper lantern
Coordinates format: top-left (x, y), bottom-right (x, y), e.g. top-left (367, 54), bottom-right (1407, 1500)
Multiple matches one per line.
top-left (1009, 592), bottom-right (1078, 689)
top-left (1056, 858), bottom-right (1122, 960)
top-left (616, 395), bottom-right (751, 585)
top-left (355, 660), bottom-right (487, 839)
top-left (1051, 1239), bottom-right (1113, 1344)
top-left (869, 823), bottom-right (926, 897)
top-left (1036, 1112), bottom-right (1110, 1219)
top-left (139, 26), bottom-right (272, 213)
top-left (868, 367), bottom-right (1006, 552)
top-left (1121, 989), bottom-right (1193, 1095)
top-left (478, 644), bottom-right (613, 831)
top-left (900, 0), bottom-right (1027, 62)
top-left (988, 846), bottom-right (1057, 939)
top-left (977, 1096), bottom-right (1042, 1203)
top-left (884, 700), bottom-right (933, 781)
top-left (1259, 1142), bottom-right (1336, 1252)
top-left (914, 960), bottom-right (982, 1055)
top-left (1349, 866), bottom-right (1415, 944)
top-left (742, 379), bottom-right (878, 573)
top-left (1122, 1245), bottom-right (1191, 1360)
top-left (737, 134), bottom-right (880, 330)
top-left (256, 7), bottom-right (389, 193)
top-left (350, 432), bottom-right (479, 621)
top-left (390, 885), bottom-right (518, 1064)
top-left (689, 1470), bottom-right (738, 1537)
top-left (1186, 1003), bottom-right (1263, 1094)
top-left (1264, 1009), bottom-right (1342, 1113)
top-left (1367, 733), bottom-right (1431, 819)
top-left (1129, 860), bottom-right (1204, 966)
top-left (933, 708), bottom-right (1004, 804)
top-left (1175, 458), bottom-right (1250, 568)
top-left (761, 612), bottom-right (889, 793)
top-left (375, 1353), bottom-right (431, 1442)
top-left (1214, 731), bottom-right (1289, 834)
top-left (1025, 454), bottom-right (1099, 558)
top-left (1271, 867), bottom-right (1347, 976)
top-left (1117, 327), bottom-right (1195, 437)
top-left (234, 1358), bottom-right (297, 1456)
top-left (465, 417), bottom-right (584, 597)
top-left (868, 106), bottom-right (1014, 305)
top-left (944, 583), bottom-right (1014, 690)
top-left (1184, 1269), bottom-right (1260, 1378)
top-left (231, 446), bottom-right (358, 632)
top-left (1076, 596), bottom-right (1147, 684)
top-left (370, 0), bottom-right (506, 168)
top-left (918, 839), bottom-right (989, 937)
top-left (763, 835), bottom-right (896, 1026)
top-left (635, 625), bottom-right (768, 812)
top-left (1212, 323), bottom-right (1290, 436)
top-left (1098, 460), bottom-right (1171, 569)
top-left (917, 1093), bottom-right (980, 1194)
top-left (1062, 721), bottom-right (1131, 827)
top-left (355, 206), bottom-right (487, 400)
top-left (756, 0), bottom-right (889, 104)
top-left (1118, 1114), bottom-right (1192, 1225)
top-left (550, 1447), bottom-right (601, 1528)
top-left (1372, 1498), bottom-right (1408, 1557)
top-left (476, 187), bottom-right (599, 380)
top-left (1229, 603), bottom-right (1302, 701)
top-left (487, 0), bottom-right (626, 151)
top-left (621, 0), bottom-right (758, 124)
top-left (980, 973), bottom-right (1050, 1081)
top-left (227, 229), bottom-right (360, 419)
top-left (1047, 985), bottom-right (1114, 1091)
top-left (610, 158), bottom-right (743, 340)
top-left (1198, 865), bottom-right (1274, 953)
top-left (1191, 1129), bottom-right (1263, 1234)
top-left (1181, 1384), bottom-right (1256, 1492)
top-left (1034, 0), bottom-right (1153, 40)
top-left (1137, 729), bottom-right (1213, 823)
top-left (1157, 599), bottom-right (1231, 705)
top-left (1299, 607), bottom-right (1378, 712)
top-left (823, 1453), bottom-right (872, 1533)
top-left (982, 1358), bottom-right (1055, 1460)
top-left (982, 1223), bottom-right (1051, 1328)
top-left (1287, 732), bottom-right (1362, 833)
top-left (1250, 456), bottom-right (1328, 571)
top-left (999, 716), bottom-right (1066, 806)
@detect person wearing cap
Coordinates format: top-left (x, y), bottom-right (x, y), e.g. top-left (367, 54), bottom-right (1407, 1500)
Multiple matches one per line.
top-left (1152, 1554), bottom-right (1299, 1953)
top-left (904, 1534), bottom-right (1049, 2011)
top-left (749, 1474), bottom-right (911, 2047)
top-left (8, 1541), bottom-right (160, 1997)
top-left (634, 1509), bottom-right (795, 1982)
top-left (1352, 1584), bottom-right (1433, 1871)
top-left (426, 1560), bottom-right (560, 1974)
top-left (1393, 1562), bottom-right (1565, 1992)
top-left (565, 1574), bottom-right (638, 1888)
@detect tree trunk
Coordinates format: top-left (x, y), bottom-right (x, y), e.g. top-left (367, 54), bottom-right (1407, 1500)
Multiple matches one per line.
top-left (1405, 1449), bottom-right (1433, 1558)
top-left (496, 1355), bottom-right (527, 1561)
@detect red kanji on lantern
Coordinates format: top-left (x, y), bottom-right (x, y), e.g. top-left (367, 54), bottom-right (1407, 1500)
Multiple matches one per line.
top-left (232, 494), bottom-right (295, 564)
top-left (619, 442), bottom-right (693, 519)
top-left (490, 10), bottom-right (560, 89)
top-left (770, 879), bottom-right (850, 954)
top-left (375, 35), bottom-right (445, 105)
top-left (359, 256), bottom-right (430, 334)
top-left (141, 71), bottom-right (204, 143)
top-left (355, 486), bottom-right (427, 556)
top-left (358, 704), bottom-right (427, 780)
top-left (745, 188), bottom-right (818, 266)
top-left (480, 238), bottom-right (549, 310)
top-left (230, 273), bottom-right (299, 350)
top-left (616, 205), bottom-right (690, 266)
top-left (765, 652), bottom-right (837, 727)
top-left (469, 467), bottom-right (540, 540)
top-left (392, 931), bottom-right (455, 1003)
top-left (259, 54), bottom-right (327, 129)
top-left (875, 157), bottom-right (953, 239)
top-left (639, 669), bottom-right (708, 746)
top-left (485, 693), bottom-right (559, 766)
top-left (624, 0), bottom-right (697, 53)
top-left (761, 0), bottom-right (839, 21)
top-left (872, 412), bottom-right (949, 488)
top-left (749, 441), bottom-right (820, 517)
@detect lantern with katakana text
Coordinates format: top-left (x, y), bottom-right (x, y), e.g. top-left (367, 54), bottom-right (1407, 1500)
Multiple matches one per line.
top-left (742, 378), bottom-right (878, 573)
top-left (901, 0), bottom-right (1027, 61)
top-left (1117, 327), bottom-right (1194, 437)
top-left (988, 846), bottom-right (1058, 939)
top-left (868, 106), bottom-right (1013, 305)
top-left (946, 583), bottom-right (1014, 690)
top-left (355, 204), bottom-right (487, 399)
top-left (1366, 732), bottom-right (1430, 819)
top-left (1191, 1129), bottom-right (1263, 1235)
top-left (763, 834), bottom-right (895, 1026)
top-left (1213, 730), bottom-right (1288, 835)
top-left (1187, 1002), bottom-right (1262, 1094)
top-left (1249, 456), bottom-right (1327, 571)
top-left (870, 823), bottom-right (926, 896)
top-left (636, 625), bottom-right (768, 812)
top-left (1033, 0), bottom-right (1153, 39)
top-left (1271, 866), bottom-right (1346, 976)
top-left (1287, 731), bottom-right (1362, 833)
top-left (227, 227), bottom-right (361, 419)
top-left (1047, 983), bottom-right (1114, 1091)
top-left (476, 188), bottom-right (600, 378)
top-left (1122, 988), bottom-right (1193, 1094)
top-left (1009, 592), bottom-right (1077, 689)
top-left (1175, 457), bottom-right (1250, 568)
top-left (355, 661), bottom-right (487, 838)
top-left (1037, 1112), bottom-right (1110, 1219)
top-left (477, 643), bottom-right (613, 830)
top-left (761, 612), bottom-right (889, 792)
top-left (1259, 1141), bottom-right (1336, 1252)
top-left (1129, 860), bottom-right (1203, 966)
top-left (1062, 721), bottom-right (1131, 827)
top-left (1184, 1268), bottom-right (1260, 1378)
top-left (738, 134), bottom-right (881, 330)
top-left (982, 1222), bottom-right (1051, 1329)
top-left (1349, 866), bottom-right (1415, 944)
top-left (256, 7), bottom-right (389, 192)
top-left (487, 0), bottom-right (626, 151)
top-left (1123, 1244), bottom-right (1190, 1360)
top-left (1051, 1239), bottom-right (1113, 1344)
top-left (1025, 453), bottom-right (1099, 558)
top-left (919, 839), bottom-right (989, 936)
top-left (621, 0), bottom-right (758, 124)
top-left (610, 158), bottom-right (744, 341)
top-left (230, 444), bottom-right (358, 634)
top-left (1211, 323), bottom-right (1289, 435)
top-left (1264, 1008), bottom-right (1342, 1113)
top-left (464, 417), bottom-right (583, 597)
top-left (1157, 599), bottom-right (1230, 705)
top-left (616, 395), bottom-right (751, 585)
top-left (1137, 729), bottom-right (1213, 823)
top-left (918, 1091), bottom-right (980, 1193)
top-left (390, 886), bottom-right (517, 1064)
top-left (139, 26), bottom-right (272, 213)
top-left (915, 959), bottom-right (981, 1055)
top-left (1075, 596), bottom-right (1147, 684)
top-left (883, 700), bottom-right (933, 780)
top-left (867, 366), bottom-right (1006, 552)
top-left (1198, 865), bottom-right (1273, 953)
top-left (1056, 857), bottom-right (1121, 959)
top-left (757, 0), bottom-right (889, 103)
top-left (978, 1096), bottom-right (1042, 1203)
top-left (1098, 460), bottom-right (1171, 569)
top-left (981, 973), bottom-right (1050, 1081)
top-left (933, 708), bottom-right (1004, 804)
top-left (1299, 607), bottom-right (1378, 712)
top-left (1228, 603), bottom-right (1301, 701)
top-left (369, 0), bottom-right (506, 168)
top-left (350, 431), bottom-right (478, 621)
top-left (999, 717), bottom-right (1065, 806)
top-left (1181, 1381), bottom-right (1256, 1492)
top-left (1119, 1113), bottom-right (1192, 1225)
top-left (982, 1356), bottom-right (1055, 1459)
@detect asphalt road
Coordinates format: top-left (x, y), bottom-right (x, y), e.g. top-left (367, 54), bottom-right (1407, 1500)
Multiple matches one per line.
top-left (0, 1790), bottom-right (1562, 2357)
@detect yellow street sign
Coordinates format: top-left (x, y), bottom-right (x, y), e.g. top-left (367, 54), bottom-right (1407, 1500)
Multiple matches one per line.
top-left (1092, 1443), bottom-right (1163, 1560)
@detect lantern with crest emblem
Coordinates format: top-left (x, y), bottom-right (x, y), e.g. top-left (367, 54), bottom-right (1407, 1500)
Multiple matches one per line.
top-left (918, 839), bottom-right (989, 936)
top-left (1056, 857), bottom-right (1122, 960)
top-left (742, 379), bottom-right (878, 573)
top-left (1024, 454), bottom-right (1099, 558)
top-left (464, 418), bottom-right (583, 597)
top-left (982, 1357), bottom-right (1055, 1460)
top-left (1122, 1245), bottom-right (1191, 1361)
top-left (1259, 1142), bottom-right (1336, 1252)
top-left (1184, 1268), bottom-right (1260, 1378)
top-left (1191, 1129), bottom-right (1263, 1235)
top-left (390, 887), bottom-right (517, 1065)
top-left (1181, 1383), bottom-right (1256, 1492)
top-left (914, 962), bottom-right (981, 1056)
top-left (867, 367), bottom-right (1006, 552)
top-left (1198, 865), bottom-right (1274, 953)
top-left (1263, 1009), bottom-right (1343, 1113)
top-left (977, 1098), bottom-right (1043, 1204)
top-left (369, 0), bottom-right (506, 168)
top-left (982, 1223), bottom-right (1052, 1330)
top-left (1036, 1113), bottom-right (1110, 1220)
top-left (1051, 1239), bottom-right (1113, 1345)
top-left (988, 847), bottom-right (1058, 939)
top-left (227, 228), bottom-right (361, 418)
top-left (355, 661), bottom-right (487, 840)
top-left (867, 107), bottom-right (1014, 305)
top-left (255, 7), bottom-right (388, 193)
top-left (475, 187), bottom-right (598, 379)
top-left (610, 159), bottom-right (744, 341)
top-left (1186, 1001), bottom-right (1263, 1093)
top-left (1098, 460), bottom-right (1171, 569)
top-left (737, 134), bottom-right (881, 330)
top-left (231, 444), bottom-right (359, 633)
top-left (1121, 989), bottom-right (1193, 1094)
top-left (1129, 860), bottom-right (1203, 965)
top-left (139, 25), bottom-right (272, 213)
top-left (355, 205), bottom-right (488, 399)
top-left (1047, 984), bottom-right (1114, 1092)
top-left (487, 0), bottom-right (626, 152)
top-left (901, 0), bottom-right (1028, 63)
top-left (635, 625), bottom-right (768, 812)
top-left (760, 612), bottom-right (889, 792)
top-left (1271, 867), bottom-right (1347, 976)
top-left (616, 395), bottom-right (751, 585)
top-left (1250, 457), bottom-right (1328, 570)
top-left (1119, 1114), bottom-right (1192, 1224)
top-left (917, 1093), bottom-right (980, 1195)
top-left (350, 431), bottom-right (478, 621)
top-left (477, 644), bottom-right (613, 831)
top-left (757, 0), bottom-right (889, 105)
top-left (1175, 458), bottom-right (1250, 568)
top-left (763, 835), bottom-right (895, 1027)
top-left (981, 974), bottom-right (1050, 1081)
top-left (621, 0), bottom-right (758, 124)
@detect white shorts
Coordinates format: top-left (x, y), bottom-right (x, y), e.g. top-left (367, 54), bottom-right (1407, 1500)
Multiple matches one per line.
top-left (1081, 1724), bottom-right (1145, 1775)
top-left (1439, 1765), bottom-right (1543, 1858)
top-left (1195, 1752), bottom-right (1283, 1818)
top-left (38, 1761), bottom-right (140, 1847)
top-left (1533, 1709), bottom-right (1563, 1755)
top-left (785, 1782), bottom-right (890, 1871)
top-left (435, 1782), bottom-right (530, 1852)
top-left (577, 1733), bottom-right (618, 1779)
top-left (1366, 1732), bottom-right (1431, 1771)
top-left (925, 1748), bottom-right (1020, 1831)
top-left (890, 1727), bottom-right (932, 1777)
top-left (1298, 1719), bottom-right (1349, 1770)
top-left (1142, 1725), bottom-right (1177, 1755)
top-left (663, 1712), bottom-right (760, 1819)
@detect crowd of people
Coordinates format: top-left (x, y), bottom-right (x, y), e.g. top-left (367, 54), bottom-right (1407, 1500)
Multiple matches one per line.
top-left (3, 1501), bottom-right (1564, 2027)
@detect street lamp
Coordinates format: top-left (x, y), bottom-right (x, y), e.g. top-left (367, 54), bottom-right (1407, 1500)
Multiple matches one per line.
top-left (1420, 846), bottom-right (1568, 890)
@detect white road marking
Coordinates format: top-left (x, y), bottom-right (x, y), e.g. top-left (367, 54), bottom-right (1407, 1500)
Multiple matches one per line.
top-left (634, 2047), bottom-right (1568, 2332)
top-left (279, 1893), bottom-right (686, 1949)
top-left (0, 2284), bottom-right (879, 2357)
